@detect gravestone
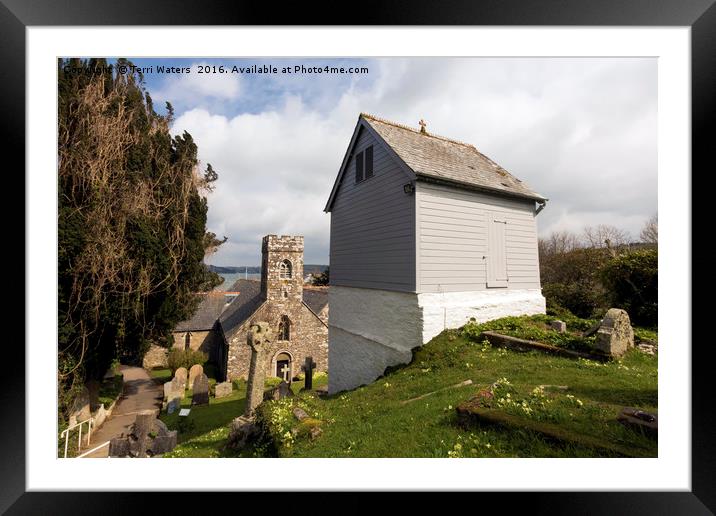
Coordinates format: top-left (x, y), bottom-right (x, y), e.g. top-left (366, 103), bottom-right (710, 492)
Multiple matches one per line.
top-left (163, 376), bottom-right (184, 413)
top-left (550, 320), bottom-right (567, 333)
top-left (301, 356), bottom-right (317, 391)
top-left (594, 308), bottom-right (634, 357)
top-left (69, 386), bottom-right (91, 426)
top-left (174, 367), bottom-right (188, 389)
top-left (265, 380), bottom-right (292, 401)
top-left (192, 373), bottom-right (209, 405)
top-left (244, 321), bottom-right (274, 417)
top-left (108, 410), bottom-right (178, 457)
top-left (188, 364), bottom-right (203, 391)
top-left (215, 381), bottom-right (233, 399)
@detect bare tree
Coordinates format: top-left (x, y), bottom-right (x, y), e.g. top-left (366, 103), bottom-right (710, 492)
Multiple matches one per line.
top-left (539, 230), bottom-right (582, 257)
top-left (582, 224), bottom-right (631, 249)
top-left (640, 214), bottom-right (658, 244)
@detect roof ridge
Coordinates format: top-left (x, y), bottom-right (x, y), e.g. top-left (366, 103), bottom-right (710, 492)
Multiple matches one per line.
top-left (360, 113), bottom-right (476, 150)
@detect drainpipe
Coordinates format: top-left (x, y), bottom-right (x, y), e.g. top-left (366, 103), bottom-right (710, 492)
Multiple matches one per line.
top-left (535, 200), bottom-right (547, 215)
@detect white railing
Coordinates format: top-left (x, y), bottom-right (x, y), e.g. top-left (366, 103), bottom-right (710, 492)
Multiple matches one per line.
top-left (76, 440), bottom-right (110, 458)
top-left (60, 417), bottom-right (94, 458)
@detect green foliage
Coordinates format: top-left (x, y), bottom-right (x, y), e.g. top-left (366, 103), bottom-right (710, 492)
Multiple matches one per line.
top-left (461, 315), bottom-right (599, 353)
top-left (599, 249), bottom-right (658, 326)
top-left (539, 247), bottom-right (611, 318)
top-left (97, 374), bottom-right (124, 408)
top-left (167, 349), bottom-right (207, 372)
top-left (57, 58), bottom-right (225, 418)
top-left (311, 267), bottom-right (329, 286)
top-left (264, 377), bottom-right (283, 388)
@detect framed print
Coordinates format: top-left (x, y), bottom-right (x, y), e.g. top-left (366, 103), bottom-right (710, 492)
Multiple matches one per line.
top-left (4, 0), bottom-right (712, 511)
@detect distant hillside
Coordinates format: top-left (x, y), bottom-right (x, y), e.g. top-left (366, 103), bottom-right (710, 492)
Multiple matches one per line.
top-left (209, 264), bottom-right (328, 274)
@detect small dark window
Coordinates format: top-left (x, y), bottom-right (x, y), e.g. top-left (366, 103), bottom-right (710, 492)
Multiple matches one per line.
top-left (278, 315), bottom-right (291, 341)
top-left (355, 152), bottom-right (364, 183)
top-left (279, 260), bottom-right (292, 279)
top-left (184, 332), bottom-right (191, 350)
top-left (354, 145), bottom-right (374, 183)
top-left (365, 146), bottom-right (373, 178)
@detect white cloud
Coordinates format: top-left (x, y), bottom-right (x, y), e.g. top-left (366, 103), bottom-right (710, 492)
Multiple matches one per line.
top-left (152, 62), bottom-right (242, 110)
top-left (166, 57), bottom-right (657, 265)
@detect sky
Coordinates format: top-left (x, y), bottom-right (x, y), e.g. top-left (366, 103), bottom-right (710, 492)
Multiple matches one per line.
top-left (129, 57), bottom-right (657, 266)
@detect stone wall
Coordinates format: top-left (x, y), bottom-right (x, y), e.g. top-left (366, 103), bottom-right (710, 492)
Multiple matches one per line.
top-left (225, 303), bottom-right (328, 381)
top-left (142, 344), bottom-right (168, 369)
top-left (170, 330), bottom-right (214, 356)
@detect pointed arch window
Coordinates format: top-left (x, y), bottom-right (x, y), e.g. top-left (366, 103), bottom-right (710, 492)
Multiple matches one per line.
top-left (278, 315), bottom-right (291, 341)
top-left (279, 260), bottom-right (292, 279)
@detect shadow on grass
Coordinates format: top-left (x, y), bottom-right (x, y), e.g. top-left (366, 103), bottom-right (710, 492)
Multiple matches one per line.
top-left (569, 386), bottom-right (658, 408)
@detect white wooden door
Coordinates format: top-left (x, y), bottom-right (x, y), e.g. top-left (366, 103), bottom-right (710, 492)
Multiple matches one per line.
top-left (487, 212), bottom-right (508, 287)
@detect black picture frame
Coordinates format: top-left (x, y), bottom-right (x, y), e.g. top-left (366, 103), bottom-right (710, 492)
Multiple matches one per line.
top-left (4, 0), bottom-right (710, 511)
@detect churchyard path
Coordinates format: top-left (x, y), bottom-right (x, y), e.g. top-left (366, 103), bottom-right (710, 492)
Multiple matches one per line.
top-left (82, 365), bottom-right (163, 458)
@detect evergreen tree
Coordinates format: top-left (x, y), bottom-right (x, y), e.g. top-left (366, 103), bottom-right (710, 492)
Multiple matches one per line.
top-left (57, 58), bottom-right (224, 417)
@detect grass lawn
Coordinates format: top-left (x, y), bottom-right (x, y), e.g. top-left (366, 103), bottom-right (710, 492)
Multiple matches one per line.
top-left (156, 315), bottom-right (657, 458)
top-left (149, 368), bottom-right (173, 384)
top-left (269, 324), bottom-right (658, 458)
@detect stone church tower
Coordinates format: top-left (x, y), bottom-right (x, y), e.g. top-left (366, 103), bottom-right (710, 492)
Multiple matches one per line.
top-left (260, 235), bottom-right (305, 305)
top-left (212, 234), bottom-right (328, 382)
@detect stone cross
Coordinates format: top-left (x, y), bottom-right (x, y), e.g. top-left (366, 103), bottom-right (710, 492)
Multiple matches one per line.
top-left (280, 363), bottom-right (290, 382)
top-left (244, 322), bottom-right (274, 417)
top-left (302, 356), bottom-right (317, 391)
top-left (419, 119), bottom-right (427, 134)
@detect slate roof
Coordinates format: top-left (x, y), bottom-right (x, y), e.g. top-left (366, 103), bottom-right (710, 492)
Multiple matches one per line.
top-left (360, 113), bottom-right (546, 202)
top-left (218, 280), bottom-right (330, 338)
top-left (303, 287), bottom-right (328, 316)
top-left (174, 292), bottom-right (233, 332)
top-left (218, 279), bottom-right (265, 338)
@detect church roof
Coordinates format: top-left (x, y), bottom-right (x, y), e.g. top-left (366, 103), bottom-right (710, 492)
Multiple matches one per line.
top-left (218, 279), bottom-right (265, 338)
top-left (303, 287), bottom-right (328, 316)
top-left (174, 292), bottom-right (233, 332)
top-left (217, 279), bottom-right (330, 338)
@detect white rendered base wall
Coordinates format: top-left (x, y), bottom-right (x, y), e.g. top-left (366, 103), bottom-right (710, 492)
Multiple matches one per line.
top-left (418, 289), bottom-right (546, 344)
top-left (328, 286), bottom-right (545, 394)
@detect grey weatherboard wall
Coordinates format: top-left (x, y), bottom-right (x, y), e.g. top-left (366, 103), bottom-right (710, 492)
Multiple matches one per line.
top-left (415, 181), bottom-right (541, 293)
top-left (329, 124), bottom-right (416, 292)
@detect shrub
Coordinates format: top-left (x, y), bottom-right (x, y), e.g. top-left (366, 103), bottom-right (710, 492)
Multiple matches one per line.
top-left (167, 348), bottom-right (207, 373)
top-left (265, 377), bottom-right (282, 388)
top-left (599, 249), bottom-right (657, 326)
top-left (540, 247), bottom-right (610, 318)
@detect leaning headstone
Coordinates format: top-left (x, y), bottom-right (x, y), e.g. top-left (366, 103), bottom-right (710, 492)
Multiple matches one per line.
top-left (192, 373), bottom-right (209, 405)
top-left (163, 380), bottom-right (174, 402)
top-left (69, 386), bottom-right (91, 426)
top-left (550, 320), bottom-right (567, 333)
top-left (244, 322), bottom-right (274, 417)
top-left (264, 380), bottom-right (293, 401)
top-left (594, 308), bottom-right (634, 357)
top-left (174, 367), bottom-right (188, 389)
top-left (302, 356), bottom-right (317, 391)
top-left (188, 364), bottom-right (203, 391)
top-left (214, 381), bottom-right (233, 399)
